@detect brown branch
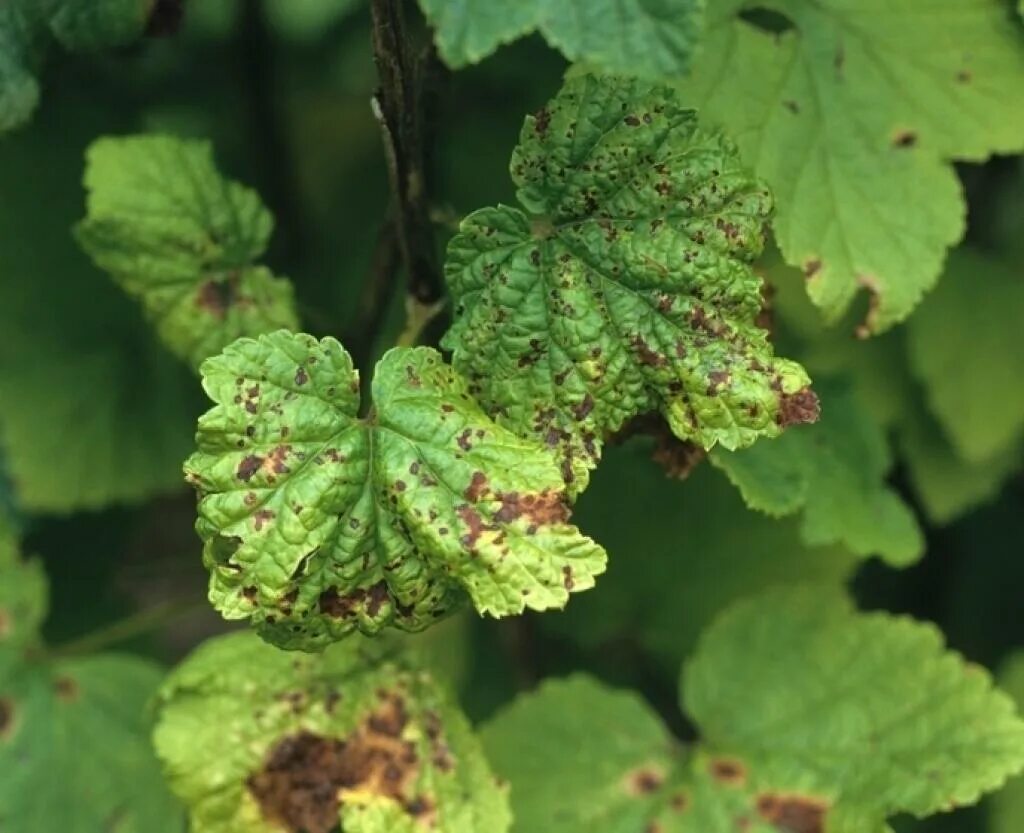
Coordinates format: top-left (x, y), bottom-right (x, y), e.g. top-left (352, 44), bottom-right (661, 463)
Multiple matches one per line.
top-left (369, 0), bottom-right (446, 306)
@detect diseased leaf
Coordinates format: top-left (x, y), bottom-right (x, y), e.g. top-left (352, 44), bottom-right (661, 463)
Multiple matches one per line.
top-left (0, 107), bottom-right (197, 513)
top-left (481, 676), bottom-right (680, 833)
top-left (153, 630), bottom-right (511, 833)
top-left (710, 380), bottom-right (923, 565)
top-left (542, 443), bottom-right (860, 675)
top-left (484, 590), bottom-right (1024, 833)
top-left (907, 248), bottom-right (1024, 463)
top-left (0, 0), bottom-right (154, 133)
top-left (675, 1), bottom-right (1024, 331)
top-left (0, 526), bottom-right (183, 832)
top-left (443, 74), bottom-right (815, 492)
top-left (77, 135), bottom-right (299, 369)
top-left (185, 330), bottom-right (605, 651)
top-left (418, 0), bottom-right (703, 78)
top-left (685, 588), bottom-right (1024, 822)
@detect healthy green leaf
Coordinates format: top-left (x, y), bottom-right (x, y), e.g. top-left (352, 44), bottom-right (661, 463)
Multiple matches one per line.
top-left (443, 73), bottom-right (815, 492)
top-left (153, 630), bottom-right (511, 833)
top-left (675, 1), bottom-right (1024, 331)
top-left (484, 589), bottom-right (1024, 833)
top-left (185, 330), bottom-right (605, 651)
top-left (907, 248), bottom-right (1024, 463)
top-left (710, 380), bottom-right (923, 565)
top-left (542, 443), bottom-right (860, 674)
top-left (0, 525), bottom-right (183, 833)
top-left (418, 0), bottom-right (703, 78)
top-left (0, 110), bottom-right (197, 513)
top-left (77, 135), bottom-right (299, 369)
top-left (685, 588), bottom-right (1024, 822)
top-left (0, 0), bottom-right (153, 133)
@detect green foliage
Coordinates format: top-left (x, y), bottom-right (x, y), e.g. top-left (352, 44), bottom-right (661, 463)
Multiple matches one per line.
top-left (676, 0), bottom-right (1024, 331)
top-left (907, 248), bottom-right (1024, 464)
top-left (0, 104), bottom-right (196, 513)
top-left (153, 630), bottom-right (510, 833)
top-left (444, 74), bottom-right (815, 491)
top-left (485, 588), bottom-right (1024, 832)
top-left (419, 0), bottom-right (703, 77)
top-left (710, 380), bottom-right (923, 565)
top-left (2, 4), bottom-right (1024, 831)
top-left (185, 330), bottom-right (605, 650)
top-left (77, 135), bottom-right (299, 369)
top-left (0, 0), bottom-right (153, 133)
top-left (0, 520), bottom-right (182, 832)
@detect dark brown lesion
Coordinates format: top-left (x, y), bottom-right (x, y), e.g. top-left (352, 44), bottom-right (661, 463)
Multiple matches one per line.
top-left (318, 581), bottom-right (391, 620)
top-left (195, 274), bottom-right (240, 320)
top-left (247, 692), bottom-right (436, 833)
top-left (755, 792), bottom-right (829, 833)
top-left (623, 765), bottom-right (665, 796)
top-left (0, 697), bottom-right (14, 740)
top-left (777, 387), bottom-right (820, 427)
top-left (708, 756), bottom-right (747, 786)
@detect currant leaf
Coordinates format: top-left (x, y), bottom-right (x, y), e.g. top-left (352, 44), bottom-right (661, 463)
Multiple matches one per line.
top-left (710, 380), bottom-right (923, 565)
top-left (443, 74), bottom-right (815, 492)
top-left (0, 524), bottom-right (183, 832)
top-left (0, 0), bottom-right (154, 133)
top-left (907, 247), bottom-right (1024, 464)
top-left (483, 588), bottom-right (1024, 832)
top-left (153, 631), bottom-right (511, 833)
top-left (675, 0), bottom-right (1024, 331)
top-left (184, 330), bottom-right (606, 651)
top-left (76, 135), bottom-right (299, 369)
top-left (418, 0), bottom-right (703, 78)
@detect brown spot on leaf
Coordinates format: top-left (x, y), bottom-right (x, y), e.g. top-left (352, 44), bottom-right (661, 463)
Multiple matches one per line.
top-left (533, 107), bottom-right (551, 135)
top-left (802, 258), bottom-right (822, 280)
top-left (778, 387), bottom-right (820, 427)
top-left (55, 676), bottom-right (78, 702)
top-left (254, 509), bottom-right (275, 532)
top-left (319, 584), bottom-right (389, 620)
top-left (892, 129), bottom-right (917, 148)
top-left (247, 694), bottom-right (427, 833)
top-left (493, 490), bottom-right (570, 526)
top-left (237, 454), bottom-right (263, 482)
top-left (625, 766), bottom-right (664, 795)
top-left (562, 565), bottom-right (574, 591)
top-left (295, 366), bottom-right (308, 386)
top-left (670, 792), bottom-right (689, 812)
top-left (631, 335), bottom-right (667, 368)
top-left (464, 471), bottom-right (489, 502)
top-left (457, 505), bottom-right (491, 548)
top-left (572, 394), bottom-right (595, 421)
top-left (956, 69), bottom-right (972, 83)
top-left (0, 698), bottom-right (13, 739)
top-left (195, 277), bottom-right (237, 319)
top-left (709, 757), bottom-right (746, 785)
top-left (756, 793), bottom-right (828, 833)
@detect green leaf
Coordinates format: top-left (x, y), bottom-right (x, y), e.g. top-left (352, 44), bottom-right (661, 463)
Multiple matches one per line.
top-left (675, 1), bottom-right (1024, 331)
top-left (710, 380), bottom-right (923, 566)
top-left (0, 526), bottom-right (183, 832)
top-left (481, 675), bottom-right (680, 832)
top-left (992, 654), bottom-right (1024, 833)
top-left (484, 590), bottom-right (1024, 832)
top-left (900, 399), bottom-right (1021, 526)
top-left (542, 443), bottom-right (860, 675)
top-left (185, 330), bottom-right (606, 650)
top-left (153, 630), bottom-right (511, 833)
top-left (0, 107), bottom-right (197, 513)
top-left (0, 519), bottom-right (47, 655)
top-left (265, 0), bottom-right (363, 40)
top-left (443, 74), bottom-right (815, 492)
top-left (684, 588), bottom-right (1024, 822)
top-left (0, 0), bottom-right (152, 133)
top-left (418, 0), bottom-right (703, 78)
top-left (907, 248), bottom-right (1024, 463)
top-left (77, 135), bottom-right (299, 369)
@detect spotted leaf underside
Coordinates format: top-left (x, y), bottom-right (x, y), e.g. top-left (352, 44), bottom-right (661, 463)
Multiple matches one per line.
top-left (443, 74), bottom-right (816, 492)
top-left (185, 331), bottom-right (606, 651)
